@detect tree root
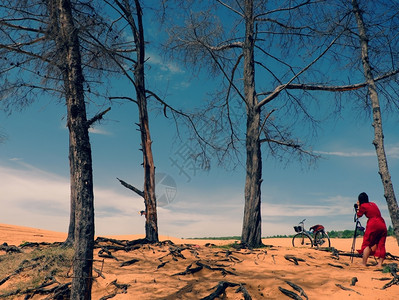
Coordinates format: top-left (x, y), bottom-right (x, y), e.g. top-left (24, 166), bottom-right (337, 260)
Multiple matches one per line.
top-left (200, 281), bottom-right (250, 300)
top-left (284, 255), bottom-right (305, 265)
top-left (285, 281), bottom-right (308, 299)
top-left (335, 284), bottom-right (361, 295)
top-left (382, 263), bottom-right (399, 289)
top-left (278, 286), bottom-right (303, 300)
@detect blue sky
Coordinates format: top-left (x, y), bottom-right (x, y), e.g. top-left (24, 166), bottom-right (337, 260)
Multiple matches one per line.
top-left (1, 2), bottom-right (399, 240)
top-left (1, 78), bottom-right (398, 239)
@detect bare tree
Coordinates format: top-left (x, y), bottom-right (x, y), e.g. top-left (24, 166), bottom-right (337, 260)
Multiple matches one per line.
top-left (163, 0), bottom-right (342, 247)
top-left (350, 0), bottom-right (399, 244)
top-left (0, 0), bottom-right (113, 297)
top-left (164, 0), bottom-right (399, 248)
top-left (86, 0), bottom-right (160, 242)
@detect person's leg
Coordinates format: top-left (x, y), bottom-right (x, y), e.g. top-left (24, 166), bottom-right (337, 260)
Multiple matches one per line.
top-left (377, 257), bottom-right (384, 268)
top-left (362, 246), bottom-right (371, 266)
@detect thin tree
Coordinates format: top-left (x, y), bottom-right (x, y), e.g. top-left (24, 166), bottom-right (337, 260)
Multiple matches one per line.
top-left (351, 0), bottom-right (399, 244)
top-left (91, 0), bottom-right (160, 242)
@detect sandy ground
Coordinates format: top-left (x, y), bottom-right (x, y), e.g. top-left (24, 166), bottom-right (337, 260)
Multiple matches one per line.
top-left (0, 223), bottom-right (398, 299)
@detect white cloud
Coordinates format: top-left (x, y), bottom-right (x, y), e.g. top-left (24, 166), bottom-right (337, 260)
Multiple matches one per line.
top-left (386, 143), bottom-right (399, 159)
top-left (315, 150), bottom-right (375, 157)
top-left (0, 160), bottom-right (390, 239)
top-left (146, 51), bottom-right (184, 74)
top-left (89, 126), bottom-right (111, 135)
top-left (0, 161), bottom-right (143, 235)
top-left (315, 143), bottom-right (399, 159)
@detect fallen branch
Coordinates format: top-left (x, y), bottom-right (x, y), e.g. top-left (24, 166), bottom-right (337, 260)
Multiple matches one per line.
top-left (236, 283), bottom-right (252, 300)
top-left (285, 281), bottom-right (308, 300)
top-left (382, 263), bottom-right (399, 289)
top-left (157, 261), bottom-right (168, 269)
top-left (200, 281), bottom-right (240, 300)
top-left (278, 286), bottom-right (303, 300)
top-left (335, 284), bottom-right (362, 295)
top-left (172, 263), bottom-right (203, 276)
top-left (120, 258), bottom-right (139, 267)
top-left (196, 261), bottom-right (236, 276)
top-left (98, 248), bottom-right (119, 260)
top-left (0, 242), bottom-right (21, 253)
top-left (284, 255), bottom-right (305, 265)
top-left (328, 263), bottom-right (344, 269)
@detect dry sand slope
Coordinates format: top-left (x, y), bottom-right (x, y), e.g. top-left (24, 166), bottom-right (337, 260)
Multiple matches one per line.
top-left (0, 224), bottom-right (398, 300)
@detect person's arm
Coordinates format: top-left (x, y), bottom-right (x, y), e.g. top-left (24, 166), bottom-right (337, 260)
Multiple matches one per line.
top-left (356, 202), bottom-right (365, 218)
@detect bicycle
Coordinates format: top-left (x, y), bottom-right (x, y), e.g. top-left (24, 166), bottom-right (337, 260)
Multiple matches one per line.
top-left (292, 219), bottom-right (331, 248)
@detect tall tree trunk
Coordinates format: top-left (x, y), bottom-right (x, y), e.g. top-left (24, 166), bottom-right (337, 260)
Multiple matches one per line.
top-left (352, 0), bottom-right (399, 245)
top-left (241, 0), bottom-right (263, 248)
top-left (58, 0), bottom-right (95, 298)
top-left (131, 0), bottom-right (158, 242)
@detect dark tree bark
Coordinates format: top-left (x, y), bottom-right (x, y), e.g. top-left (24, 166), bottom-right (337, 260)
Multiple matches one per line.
top-left (55, 0), bottom-right (95, 298)
top-left (133, 0), bottom-right (158, 243)
top-left (352, 0), bottom-right (399, 245)
top-left (241, 0), bottom-right (262, 248)
top-left (111, 0), bottom-right (158, 242)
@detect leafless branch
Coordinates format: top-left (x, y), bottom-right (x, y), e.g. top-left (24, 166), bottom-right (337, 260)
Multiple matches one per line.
top-left (87, 107), bottom-right (111, 127)
top-left (117, 178), bottom-right (144, 198)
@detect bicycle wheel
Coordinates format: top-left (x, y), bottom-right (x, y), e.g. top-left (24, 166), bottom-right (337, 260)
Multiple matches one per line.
top-left (292, 233), bottom-right (313, 247)
top-left (314, 230), bottom-right (331, 248)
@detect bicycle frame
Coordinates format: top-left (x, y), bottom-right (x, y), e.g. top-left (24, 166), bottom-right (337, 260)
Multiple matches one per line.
top-left (292, 219), bottom-right (331, 248)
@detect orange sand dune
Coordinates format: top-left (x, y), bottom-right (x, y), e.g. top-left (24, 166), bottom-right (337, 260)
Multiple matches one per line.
top-left (0, 223), bottom-right (398, 299)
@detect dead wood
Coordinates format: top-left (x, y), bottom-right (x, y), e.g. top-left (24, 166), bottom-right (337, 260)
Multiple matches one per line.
top-left (98, 248), bottom-right (119, 260)
top-left (372, 277), bottom-right (392, 281)
top-left (350, 277), bottom-right (358, 286)
top-left (382, 263), bottom-right (399, 289)
top-left (172, 263), bottom-right (203, 276)
top-left (335, 284), bottom-right (362, 295)
top-left (200, 281), bottom-right (240, 300)
top-left (0, 260), bottom-right (40, 286)
top-left (157, 261), bottom-right (169, 269)
top-left (0, 289), bottom-right (21, 298)
top-left (44, 282), bottom-right (71, 299)
top-left (236, 283), bottom-right (252, 300)
top-left (117, 178), bottom-right (144, 198)
top-left (120, 258), bottom-right (139, 267)
top-left (0, 242), bottom-right (21, 253)
top-left (99, 293), bottom-right (117, 300)
top-left (284, 255), bottom-right (305, 265)
top-left (0, 281), bottom-right (71, 299)
top-left (87, 107), bottom-right (111, 127)
top-left (99, 279), bottom-right (130, 300)
top-left (93, 267), bottom-right (105, 279)
top-left (285, 281), bottom-right (308, 300)
top-left (386, 253), bottom-right (399, 261)
top-left (111, 279), bottom-right (130, 292)
top-left (160, 282), bottom-right (194, 299)
top-left (196, 261), bottom-right (236, 276)
top-left (20, 242), bottom-right (56, 249)
top-left (95, 237), bottom-right (128, 247)
top-left (278, 286), bottom-right (303, 300)
top-left (159, 245), bottom-right (188, 261)
top-left (328, 263), bottom-right (344, 269)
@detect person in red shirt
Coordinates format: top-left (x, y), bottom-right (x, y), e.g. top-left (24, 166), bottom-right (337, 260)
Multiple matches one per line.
top-left (356, 192), bottom-right (387, 267)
